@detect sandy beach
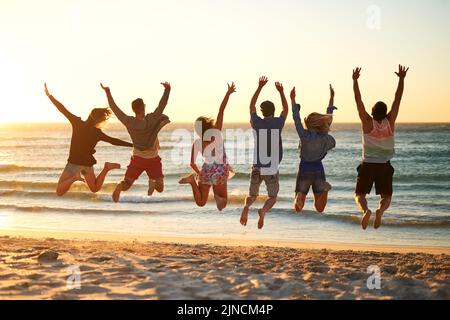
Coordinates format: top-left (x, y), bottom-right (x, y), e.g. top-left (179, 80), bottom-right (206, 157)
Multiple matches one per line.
top-left (0, 235), bottom-right (448, 300)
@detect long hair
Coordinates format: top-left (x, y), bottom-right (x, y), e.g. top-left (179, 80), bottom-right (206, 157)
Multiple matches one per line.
top-left (194, 116), bottom-right (215, 140)
top-left (87, 108), bottom-right (112, 128)
top-left (304, 112), bottom-right (332, 134)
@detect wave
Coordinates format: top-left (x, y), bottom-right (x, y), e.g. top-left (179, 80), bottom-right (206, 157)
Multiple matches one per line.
top-left (0, 164), bottom-right (58, 173)
top-left (0, 189), bottom-right (288, 204)
top-left (269, 208), bottom-right (450, 229)
top-left (0, 180), bottom-right (118, 192)
top-left (0, 204), bottom-right (162, 215)
top-left (2, 163), bottom-right (450, 184)
top-left (1, 202), bottom-right (449, 229)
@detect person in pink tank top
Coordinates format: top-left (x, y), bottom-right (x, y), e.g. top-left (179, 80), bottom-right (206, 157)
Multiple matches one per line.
top-left (352, 65), bottom-right (409, 230)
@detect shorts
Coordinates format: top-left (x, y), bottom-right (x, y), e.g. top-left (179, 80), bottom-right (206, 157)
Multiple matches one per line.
top-left (125, 156), bottom-right (164, 181)
top-left (199, 162), bottom-right (231, 186)
top-left (295, 171), bottom-right (328, 194)
top-left (249, 166), bottom-right (280, 198)
top-left (64, 163), bottom-right (92, 176)
top-left (355, 162), bottom-right (394, 195)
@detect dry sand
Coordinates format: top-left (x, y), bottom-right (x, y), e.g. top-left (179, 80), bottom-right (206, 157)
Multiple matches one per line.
top-left (0, 236), bottom-right (448, 300)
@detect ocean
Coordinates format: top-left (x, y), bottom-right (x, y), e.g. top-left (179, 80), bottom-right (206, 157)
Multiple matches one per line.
top-left (0, 123), bottom-right (449, 248)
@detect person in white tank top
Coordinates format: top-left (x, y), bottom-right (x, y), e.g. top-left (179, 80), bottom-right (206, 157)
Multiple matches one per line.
top-left (352, 65), bottom-right (409, 230)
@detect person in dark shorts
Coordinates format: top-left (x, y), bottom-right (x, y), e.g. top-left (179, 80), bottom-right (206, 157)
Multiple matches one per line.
top-left (44, 83), bottom-right (133, 197)
top-left (290, 85), bottom-right (337, 213)
top-left (352, 65), bottom-right (409, 230)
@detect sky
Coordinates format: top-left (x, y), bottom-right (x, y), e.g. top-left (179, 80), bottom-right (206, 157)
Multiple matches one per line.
top-left (0, 0), bottom-right (449, 123)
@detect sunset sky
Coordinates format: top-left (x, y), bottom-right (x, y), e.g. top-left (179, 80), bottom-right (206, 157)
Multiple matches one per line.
top-left (0, 0), bottom-right (449, 123)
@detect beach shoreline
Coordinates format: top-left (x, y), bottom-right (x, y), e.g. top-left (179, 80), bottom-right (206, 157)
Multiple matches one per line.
top-left (0, 235), bottom-right (448, 300)
top-left (1, 227), bottom-right (449, 255)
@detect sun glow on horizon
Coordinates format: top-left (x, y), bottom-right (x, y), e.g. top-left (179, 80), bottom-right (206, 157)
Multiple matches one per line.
top-left (0, 0), bottom-right (449, 124)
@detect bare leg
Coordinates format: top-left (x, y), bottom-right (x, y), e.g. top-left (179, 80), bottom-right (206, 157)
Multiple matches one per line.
top-left (56, 170), bottom-right (83, 196)
top-left (240, 196), bottom-right (257, 226)
top-left (179, 174), bottom-right (210, 207)
top-left (355, 193), bottom-right (371, 230)
top-left (374, 194), bottom-right (391, 229)
top-left (147, 179), bottom-right (156, 196)
top-left (154, 178), bottom-right (164, 193)
top-left (84, 162), bottom-right (120, 193)
top-left (313, 182), bottom-right (332, 213)
top-left (294, 193), bottom-right (307, 212)
top-left (258, 196), bottom-right (277, 229)
top-left (112, 177), bottom-right (134, 203)
top-left (212, 183), bottom-right (227, 211)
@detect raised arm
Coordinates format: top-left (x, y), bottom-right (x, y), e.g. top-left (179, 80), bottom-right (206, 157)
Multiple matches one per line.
top-left (275, 82), bottom-right (288, 119)
top-left (100, 83), bottom-right (129, 124)
top-left (328, 84), bottom-right (335, 107)
top-left (44, 83), bottom-right (78, 123)
top-left (326, 84), bottom-right (338, 116)
top-left (250, 76), bottom-right (268, 115)
top-left (215, 82), bottom-right (236, 131)
top-left (99, 132), bottom-right (133, 147)
top-left (153, 82), bottom-right (171, 116)
top-left (387, 65), bottom-right (409, 128)
top-left (290, 87), bottom-right (307, 138)
top-left (352, 68), bottom-right (371, 123)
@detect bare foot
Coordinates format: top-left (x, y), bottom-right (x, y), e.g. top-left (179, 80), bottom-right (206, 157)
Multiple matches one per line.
top-left (240, 207), bottom-right (249, 226)
top-left (178, 173), bottom-right (195, 185)
top-left (374, 209), bottom-right (383, 229)
top-left (258, 209), bottom-right (266, 230)
top-left (294, 197), bottom-right (302, 212)
top-left (361, 210), bottom-right (372, 230)
top-left (105, 162), bottom-right (121, 171)
top-left (148, 180), bottom-right (156, 197)
top-left (112, 184), bottom-right (122, 203)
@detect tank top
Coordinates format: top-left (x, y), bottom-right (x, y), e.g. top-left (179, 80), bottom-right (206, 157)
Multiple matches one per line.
top-left (362, 118), bottom-right (395, 163)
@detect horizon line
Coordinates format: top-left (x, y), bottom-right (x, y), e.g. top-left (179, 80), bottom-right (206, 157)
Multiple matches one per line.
top-left (1, 121), bottom-right (449, 126)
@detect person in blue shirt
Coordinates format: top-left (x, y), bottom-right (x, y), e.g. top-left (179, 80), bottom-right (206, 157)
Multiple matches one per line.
top-left (290, 85), bottom-right (337, 213)
top-left (240, 76), bottom-right (288, 229)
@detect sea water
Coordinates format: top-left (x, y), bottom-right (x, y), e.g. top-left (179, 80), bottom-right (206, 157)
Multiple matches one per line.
top-left (0, 123), bottom-right (449, 248)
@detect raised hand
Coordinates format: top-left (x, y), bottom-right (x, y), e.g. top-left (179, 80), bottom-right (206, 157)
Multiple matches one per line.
top-left (290, 87), bottom-right (296, 101)
top-left (330, 84), bottom-right (335, 97)
top-left (258, 76), bottom-right (269, 88)
top-left (161, 82), bottom-right (171, 90)
top-left (44, 83), bottom-right (51, 97)
top-left (352, 67), bottom-right (362, 80)
top-left (395, 65), bottom-right (409, 79)
top-left (100, 83), bottom-right (110, 92)
top-left (275, 81), bottom-right (284, 93)
top-left (227, 82), bottom-right (236, 95)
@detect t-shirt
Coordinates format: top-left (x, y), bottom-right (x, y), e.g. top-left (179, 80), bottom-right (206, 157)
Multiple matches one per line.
top-left (48, 95), bottom-right (133, 167)
top-left (250, 113), bottom-right (286, 169)
top-left (68, 117), bottom-right (132, 166)
top-left (133, 138), bottom-right (160, 159)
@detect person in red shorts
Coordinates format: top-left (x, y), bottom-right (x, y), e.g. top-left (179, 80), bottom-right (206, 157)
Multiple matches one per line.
top-left (100, 82), bottom-right (171, 202)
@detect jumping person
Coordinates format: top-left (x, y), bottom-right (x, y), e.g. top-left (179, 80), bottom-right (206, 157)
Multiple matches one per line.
top-left (290, 85), bottom-right (337, 213)
top-left (100, 82), bottom-right (171, 202)
top-left (44, 83), bottom-right (133, 197)
top-left (178, 82), bottom-right (236, 211)
top-left (240, 76), bottom-right (288, 229)
top-left (352, 65), bottom-right (409, 230)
